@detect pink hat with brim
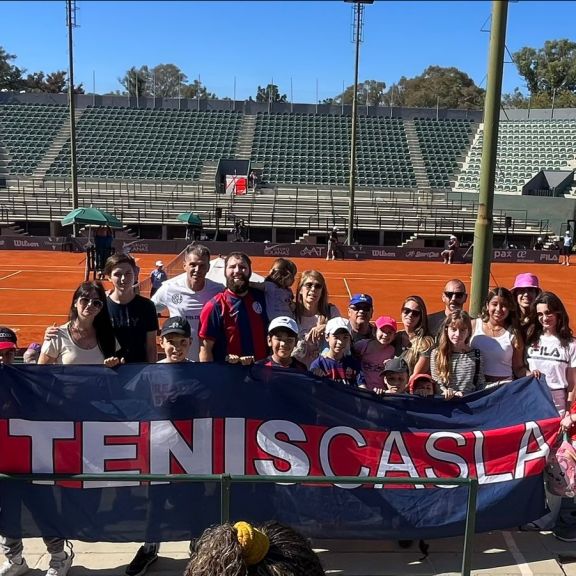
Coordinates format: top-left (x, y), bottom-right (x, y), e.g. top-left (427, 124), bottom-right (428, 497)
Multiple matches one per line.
top-left (375, 316), bottom-right (397, 332)
top-left (511, 273), bottom-right (541, 292)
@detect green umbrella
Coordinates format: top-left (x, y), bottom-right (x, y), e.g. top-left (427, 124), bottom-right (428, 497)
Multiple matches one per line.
top-left (61, 207), bottom-right (124, 229)
top-left (177, 212), bottom-right (203, 226)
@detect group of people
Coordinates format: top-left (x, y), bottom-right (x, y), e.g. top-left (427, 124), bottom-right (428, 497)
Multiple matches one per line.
top-left (1, 244), bottom-right (575, 576)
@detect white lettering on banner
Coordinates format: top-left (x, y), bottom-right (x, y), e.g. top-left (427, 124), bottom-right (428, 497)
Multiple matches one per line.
top-left (424, 432), bottom-right (469, 488)
top-left (494, 250), bottom-right (513, 259)
top-left (149, 419), bottom-right (213, 484)
top-left (263, 245), bottom-right (290, 256)
top-left (371, 250), bottom-right (397, 257)
top-left (13, 240), bottom-right (40, 248)
top-left (540, 252), bottom-right (559, 262)
top-left (224, 418), bottom-right (246, 474)
top-left (83, 422), bottom-right (141, 488)
top-left (300, 246), bottom-right (323, 257)
top-left (254, 420), bottom-right (310, 477)
top-left (319, 426), bottom-right (370, 489)
top-left (517, 251), bottom-right (527, 258)
top-left (375, 431), bottom-right (423, 489)
top-left (473, 430), bottom-right (513, 484)
top-left (10, 419), bottom-right (75, 485)
top-left (415, 251), bottom-right (440, 259)
top-left (515, 421), bottom-right (550, 479)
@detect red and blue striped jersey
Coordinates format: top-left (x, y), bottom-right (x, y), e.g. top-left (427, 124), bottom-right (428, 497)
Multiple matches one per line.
top-left (199, 288), bottom-right (269, 361)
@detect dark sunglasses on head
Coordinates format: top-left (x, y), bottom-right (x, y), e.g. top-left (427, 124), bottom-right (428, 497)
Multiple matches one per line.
top-left (303, 282), bottom-right (323, 290)
top-left (444, 291), bottom-right (466, 300)
top-left (402, 307), bottom-right (421, 317)
top-left (78, 297), bottom-right (104, 309)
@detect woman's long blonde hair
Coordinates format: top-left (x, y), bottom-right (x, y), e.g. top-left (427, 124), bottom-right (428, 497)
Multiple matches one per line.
top-left (435, 310), bottom-right (473, 385)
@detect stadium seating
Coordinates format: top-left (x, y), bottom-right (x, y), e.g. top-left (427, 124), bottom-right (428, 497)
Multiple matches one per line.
top-left (414, 118), bottom-right (476, 189)
top-left (251, 113), bottom-right (416, 188)
top-left (0, 104), bottom-right (68, 175)
top-left (455, 120), bottom-right (576, 193)
top-left (46, 107), bottom-right (243, 182)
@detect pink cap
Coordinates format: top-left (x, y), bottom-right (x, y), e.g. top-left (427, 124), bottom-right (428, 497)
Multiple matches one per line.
top-left (375, 316), bottom-right (397, 332)
top-left (512, 273), bottom-right (540, 292)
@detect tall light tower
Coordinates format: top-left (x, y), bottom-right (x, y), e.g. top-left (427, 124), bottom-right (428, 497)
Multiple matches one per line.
top-left (344, 0), bottom-right (373, 246)
top-left (66, 0), bottom-right (79, 233)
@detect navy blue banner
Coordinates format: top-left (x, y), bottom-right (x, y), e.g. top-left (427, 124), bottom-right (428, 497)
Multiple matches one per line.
top-left (0, 364), bottom-right (560, 541)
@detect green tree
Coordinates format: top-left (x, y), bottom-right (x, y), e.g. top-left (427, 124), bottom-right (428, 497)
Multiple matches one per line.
top-left (385, 66), bottom-right (484, 109)
top-left (119, 66), bottom-right (150, 97)
top-left (0, 46), bottom-right (24, 91)
top-left (23, 70), bottom-right (83, 94)
top-left (149, 63), bottom-right (187, 97)
top-left (181, 78), bottom-right (217, 99)
top-left (339, 80), bottom-right (386, 106)
top-left (513, 39), bottom-right (576, 96)
top-left (256, 84), bottom-right (287, 103)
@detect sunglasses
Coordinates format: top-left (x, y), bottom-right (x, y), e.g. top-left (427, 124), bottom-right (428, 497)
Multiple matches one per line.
top-left (444, 291), bottom-right (466, 300)
top-left (350, 304), bottom-right (371, 312)
top-left (516, 287), bottom-right (539, 294)
top-left (303, 282), bottom-right (323, 290)
top-left (402, 307), bottom-right (421, 317)
top-left (78, 297), bottom-right (104, 310)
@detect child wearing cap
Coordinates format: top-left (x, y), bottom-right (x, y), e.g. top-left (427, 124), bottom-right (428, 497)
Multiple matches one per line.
top-left (378, 357), bottom-right (410, 395)
top-left (255, 316), bottom-right (307, 371)
top-left (408, 373), bottom-right (436, 398)
top-left (0, 327), bottom-right (18, 365)
top-left (310, 318), bottom-right (364, 387)
top-left (150, 261), bottom-right (168, 298)
top-left (353, 315), bottom-right (396, 391)
top-left (158, 316), bottom-right (192, 363)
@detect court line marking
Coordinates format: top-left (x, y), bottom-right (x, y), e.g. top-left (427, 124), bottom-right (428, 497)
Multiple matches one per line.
top-left (0, 287), bottom-right (77, 292)
top-left (342, 278), bottom-right (352, 298)
top-left (1, 313), bottom-right (68, 317)
top-left (0, 271), bottom-right (22, 281)
top-left (501, 531), bottom-right (533, 576)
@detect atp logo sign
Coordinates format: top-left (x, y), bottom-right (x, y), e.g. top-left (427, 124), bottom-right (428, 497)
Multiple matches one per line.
top-left (300, 246), bottom-right (324, 257)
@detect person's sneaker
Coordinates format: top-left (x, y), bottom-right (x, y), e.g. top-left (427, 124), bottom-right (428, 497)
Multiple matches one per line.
top-left (125, 546), bottom-right (158, 576)
top-left (46, 552), bottom-right (72, 576)
top-left (0, 559), bottom-right (29, 576)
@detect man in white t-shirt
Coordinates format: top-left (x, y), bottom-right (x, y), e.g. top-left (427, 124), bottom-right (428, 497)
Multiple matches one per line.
top-left (151, 244), bottom-right (222, 362)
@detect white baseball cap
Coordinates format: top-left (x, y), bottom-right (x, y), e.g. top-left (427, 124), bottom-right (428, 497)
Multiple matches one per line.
top-left (325, 317), bottom-right (352, 336)
top-left (268, 316), bottom-right (299, 336)
top-left (155, 260), bottom-right (164, 267)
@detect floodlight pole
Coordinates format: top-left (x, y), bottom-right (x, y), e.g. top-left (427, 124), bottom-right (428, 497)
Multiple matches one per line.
top-left (346, 0), bottom-right (369, 246)
top-left (66, 0), bottom-right (79, 236)
top-left (469, 0), bottom-right (508, 317)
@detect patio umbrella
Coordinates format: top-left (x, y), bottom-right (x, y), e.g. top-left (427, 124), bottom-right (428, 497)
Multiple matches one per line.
top-left (61, 207), bottom-right (124, 229)
top-left (177, 212), bottom-right (203, 227)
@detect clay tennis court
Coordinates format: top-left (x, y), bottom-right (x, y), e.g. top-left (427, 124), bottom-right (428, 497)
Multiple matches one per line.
top-left (1, 249), bottom-right (574, 347)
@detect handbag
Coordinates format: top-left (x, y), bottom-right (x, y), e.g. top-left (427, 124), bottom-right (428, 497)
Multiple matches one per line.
top-left (544, 433), bottom-right (576, 498)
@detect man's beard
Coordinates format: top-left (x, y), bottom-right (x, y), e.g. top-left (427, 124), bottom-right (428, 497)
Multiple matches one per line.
top-left (226, 275), bottom-right (249, 294)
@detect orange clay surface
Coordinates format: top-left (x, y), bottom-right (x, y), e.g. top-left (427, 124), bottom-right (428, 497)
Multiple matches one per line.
top-left (1, 250), bottom-right (574, 347)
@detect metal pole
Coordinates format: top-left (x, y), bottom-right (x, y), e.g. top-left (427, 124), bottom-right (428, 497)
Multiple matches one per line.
top-left (66, 0), bottom-right (79, 236)
top-left (469, 0), bottom-right (508, 317)
top-left (347, 2), bottom-right (363, 246)
top-left (461, 478), bottom-right (478, 576)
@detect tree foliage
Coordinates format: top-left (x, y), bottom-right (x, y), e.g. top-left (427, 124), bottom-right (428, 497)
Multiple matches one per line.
top-left (339, 80), bottom-right (387, 106)
top-left (0, 46), bottom-right (25, 91)
top-left (386, 66), bottom-right (484, 109)
top-left (181, 78), bottom-right (216, 99)
top-left (256, 84), bottom-right (287, 103)
top-left (513, 39), bottom-right (576, 96)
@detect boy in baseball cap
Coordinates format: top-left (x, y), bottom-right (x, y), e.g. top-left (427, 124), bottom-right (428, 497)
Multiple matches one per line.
top-left (256, 316), bottom-right (306, 371)
top-left (158, 316), bottom-right (192, 363)
top-left (379, 357), bottom-right (410, 395)
top-left (408, 373), bottom-right (436, 398)
top-left (310, 317), bottom-right (364, 387)
top-left (0, 327), bottom-right (17, 365)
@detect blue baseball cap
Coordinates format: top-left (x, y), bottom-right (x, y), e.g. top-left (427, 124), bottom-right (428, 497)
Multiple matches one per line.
top-left (349, 293), bottom-right (373, 307)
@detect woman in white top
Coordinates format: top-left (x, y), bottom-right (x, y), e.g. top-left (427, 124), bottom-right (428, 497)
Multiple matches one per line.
top-left (526, 292), bottom-right (576, 415)
top-left (470, 287), bottom-right (528, 385)
top-left (292, 270), bottom-right (340, 367)
top-left (39, 281), bottom-right (121, 366)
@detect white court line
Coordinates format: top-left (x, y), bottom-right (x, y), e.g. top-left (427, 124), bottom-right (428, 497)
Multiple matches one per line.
top-left (342, 278), bottom-right (352, 298)
top-left (2, 313), bottom-right (67, 317)
top-left (0, 287), bottom-right (75, 292)
top-left (501, 531), bottom-right (533, 576)
top-left (0, 271), bottom-right (21, 281)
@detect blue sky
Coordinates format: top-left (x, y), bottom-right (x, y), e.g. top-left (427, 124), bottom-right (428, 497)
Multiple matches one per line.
top-left (2, 1), bottom-right (574, 102)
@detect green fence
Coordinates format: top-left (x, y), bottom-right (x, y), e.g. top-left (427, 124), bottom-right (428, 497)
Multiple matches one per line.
top-left (0, 472), bottom-right (479, 576)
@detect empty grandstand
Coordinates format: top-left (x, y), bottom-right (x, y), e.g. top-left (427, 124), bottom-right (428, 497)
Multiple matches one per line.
top-left (0, 93), bottom-right (573, 246)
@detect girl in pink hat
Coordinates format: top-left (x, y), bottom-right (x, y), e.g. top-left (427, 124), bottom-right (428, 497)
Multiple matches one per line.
top-left (511, 273), bottom-right (541, 328)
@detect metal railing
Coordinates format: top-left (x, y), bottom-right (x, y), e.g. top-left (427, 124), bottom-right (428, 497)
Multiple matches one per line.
top-left (0, 472), bottom-right (478, 576)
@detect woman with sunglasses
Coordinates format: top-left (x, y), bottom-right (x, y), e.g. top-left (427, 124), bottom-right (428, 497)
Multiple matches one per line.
top-left (394, 296), bottom-right (435, 375)
top-left (293, 270), bottom-right (340, 368)
top-left (39, 281), bottom-right (120, 366)
top-left (470, 287), bottom-right (528, 386)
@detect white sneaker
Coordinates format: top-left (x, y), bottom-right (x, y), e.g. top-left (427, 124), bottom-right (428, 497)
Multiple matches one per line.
top-left (0, 559), bottom-right (29, 576)
top-left (46, 553), bottom-right (72, 576)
